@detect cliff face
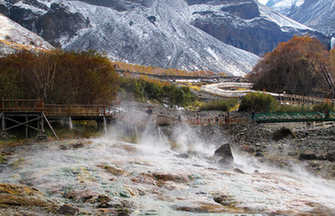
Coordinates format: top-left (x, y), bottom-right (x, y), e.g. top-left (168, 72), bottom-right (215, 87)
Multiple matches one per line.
top-left (0, 0), bottom-right (328, 75)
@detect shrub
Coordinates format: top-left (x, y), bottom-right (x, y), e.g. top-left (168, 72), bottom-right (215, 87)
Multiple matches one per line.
top-left (200, 99), bottom-right (238, 111)
top-left (312, 103), bottom-right (335, 113)
top-left (120, 77), bottom-right (195, 106)
top-left (239, 93), bottom-right (278, 113)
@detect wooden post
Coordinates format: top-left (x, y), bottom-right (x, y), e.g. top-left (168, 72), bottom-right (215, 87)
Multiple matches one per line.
top-left (25, 115), bottom-right (29, 138)
top-left (103, 116), bottom-right (107, 134)
top-left (37, 115), bottom-right (41, 134)
top-left (1, 112), bottom-right (5, 132)
top-left (42, 112), bottom-right (58, 139)
top-left (41, 115), bottom-right (45, 133)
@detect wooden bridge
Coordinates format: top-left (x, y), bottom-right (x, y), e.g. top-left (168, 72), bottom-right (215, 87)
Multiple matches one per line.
top-left (254, 111), bottom-right (335, 123)
top-left (0, 99), bottom-right (115, 139)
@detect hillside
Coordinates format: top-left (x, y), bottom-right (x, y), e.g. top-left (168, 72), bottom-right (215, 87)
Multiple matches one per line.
top-left (0, 13), bottom-right (53, 56)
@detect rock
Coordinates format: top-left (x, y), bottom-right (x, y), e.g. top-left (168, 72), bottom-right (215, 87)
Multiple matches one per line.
top-left (96, 194), bottom-right (111, 203)
top-left (288, 152), bottom-right (298, 157)
top-left (299, 151), bottom-right (318, 160)
top-left (174, 203), bottom-right (225, 213)
top-left (72, 142), bottom-right (84, 149)
top-left (174, 200), bottom-right (245, 213)
top-left (120, 191), bottom-right (131, 198)
top-left (63, 189), bottom-right (98, 202)
top-left (59, 145), bottom-right (68, 150)
top-left (97, 200), bottom-right (134, 215)
top-left (233, 168), bottom-right (245, 174)
top-left (272, 127), bottom-right (295, 141)
top-left (326, 151), bottom-right (335, 162)
top-left (255, 152), bottom-right (264, 157)
top-left (214, 143), bottom-right (234, 164)
top-left (152, 173), bottom-right (188, 184)
top-left (213, 194), bottom-right (237, 207)
top-left (57, 204), bottom-right (79, 215)
top-left (0, 153), bottom-right (7, 164)
top-left (97, 164), bottom-right (126, 176)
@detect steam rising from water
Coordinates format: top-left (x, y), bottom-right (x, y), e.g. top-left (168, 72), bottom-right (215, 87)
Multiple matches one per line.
top-left (1, 106), bottom-right (335, 215)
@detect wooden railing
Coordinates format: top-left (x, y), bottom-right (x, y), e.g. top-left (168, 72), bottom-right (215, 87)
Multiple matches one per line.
top-left (255, 111), bottom-right (335, 123)
top-left (276, 94), bottom-right (334, 105)
top-left (0, 99), bottom-right (113, 117)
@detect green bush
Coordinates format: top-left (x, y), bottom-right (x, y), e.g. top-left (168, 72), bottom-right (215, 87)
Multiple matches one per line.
top-left (200, 99), bottom-right (238, 111)
top-left (239, 93), bottom-right (278, 113)
top-left (312, 103), bottom-right (335, 113)
top-left (120, 77), bottom-right (195, 106)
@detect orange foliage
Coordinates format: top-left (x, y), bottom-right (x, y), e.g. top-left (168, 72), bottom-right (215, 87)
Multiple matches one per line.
top-left (112, 61), bottom-right (216, 77)
top-left (249, 36), bottom-right (330, 97)
top-left (0, 50), bottom-right (119, 104)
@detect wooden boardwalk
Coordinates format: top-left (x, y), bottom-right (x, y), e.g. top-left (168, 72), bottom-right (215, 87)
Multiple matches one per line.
top-left (0, 99), bottom-right (115, 139)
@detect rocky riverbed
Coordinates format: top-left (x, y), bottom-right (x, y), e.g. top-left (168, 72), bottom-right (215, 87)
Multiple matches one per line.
top-left (228, 121), bottom-right (335, 180)
top-left (1, 107), bottom-right (335, 215)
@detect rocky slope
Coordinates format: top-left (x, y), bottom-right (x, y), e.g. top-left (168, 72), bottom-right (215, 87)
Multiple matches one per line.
top-left (1, 0), bottom-right (328, 75)
top-left (260, 0), bottom-right (335, 36)
top-left (0, 13), bottom-right (53, 56)
top-left (289, 0), bottom-right (335, 35)
top-left (229, 122), bottom-right (335, 180)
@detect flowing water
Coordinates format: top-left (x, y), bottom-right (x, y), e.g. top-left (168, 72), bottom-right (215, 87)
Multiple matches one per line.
top-left (1, 119), bottom-right (335, 215)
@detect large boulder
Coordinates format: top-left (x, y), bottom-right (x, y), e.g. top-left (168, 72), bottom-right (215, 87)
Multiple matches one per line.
top-left (326, 151), bottom-right (335, 162)
top-left (299, 150), bottom-right (319, 161)
top-left (272, 127), bottom-right (295, 141)
top-left (214, 143), bottom-right (234, 164)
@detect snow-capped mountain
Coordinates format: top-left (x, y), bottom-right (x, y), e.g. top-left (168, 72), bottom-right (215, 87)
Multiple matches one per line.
top-left (259, 0), bottom-right (335, 35)
top-left (188, 0), bottom-right (327, 55)
top-left (0, 0), bottom-right (328, 75)
top-left (0, 13), bottom-right (53, 56)
top-left (289, 0), bottom-right (335, 35)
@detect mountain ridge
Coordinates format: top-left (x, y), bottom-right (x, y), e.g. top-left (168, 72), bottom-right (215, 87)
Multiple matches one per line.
top-left (259, 0), bottom-right (335, 36)
top-left (0, 0), bottom-right (330, 75)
